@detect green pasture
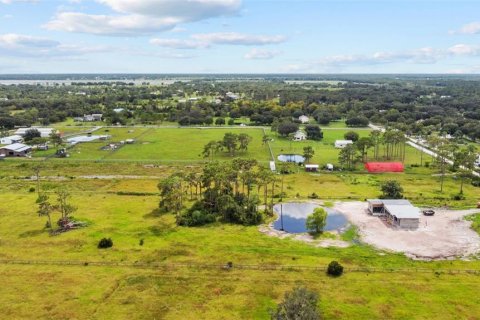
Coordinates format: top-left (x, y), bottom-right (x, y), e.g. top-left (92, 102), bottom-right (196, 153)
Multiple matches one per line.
top-left (0, 182), bottom-right (480, 319)
top-left (100, 127), bottom-right (271, 162)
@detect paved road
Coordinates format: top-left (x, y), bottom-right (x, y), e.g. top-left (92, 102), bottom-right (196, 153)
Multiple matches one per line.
top-left (368, 124), bottom-right (480, 177)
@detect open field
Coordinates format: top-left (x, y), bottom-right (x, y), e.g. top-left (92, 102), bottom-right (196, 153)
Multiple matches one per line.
top-left (59, 127), bottom-right (271, 162)
top-left (1, 187), bottom-right (480, 319)
top-left (1, 128), bottom-right (480, 319)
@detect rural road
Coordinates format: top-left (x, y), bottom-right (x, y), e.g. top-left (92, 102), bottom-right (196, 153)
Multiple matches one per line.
top-left (369, 124), bottom-right (480, 177)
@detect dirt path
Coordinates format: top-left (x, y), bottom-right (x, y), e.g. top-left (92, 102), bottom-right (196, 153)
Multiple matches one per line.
top-left (334, 201), bottom-right (480, 259)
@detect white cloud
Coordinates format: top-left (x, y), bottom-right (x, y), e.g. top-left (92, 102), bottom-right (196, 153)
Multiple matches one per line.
top-left (0, 33), bottom-right (59, 48)
top-left (191, 32), bottom-right (286, 45)
top-left (454, 22), bottom-right (480, 35)
top-left (447, 44), bottom-right (480, 55)
top-left (45, 12), bottom-right (179, 36)
top-left (98, 0), bottom-right (240, 21)
top-left (244, 48), bottom-right (280, 60)
top-left (0, 0), bottom-right (38, 4)
top-left (0, 33), bottom-right (109, 58)
top-left (149, 38), bottom-right (208, 49)
top-left (151, 32), bottom-right (286, 50)
top-left (45, 0), bottom-right (242, 36)
top-left (283, 43), bottom-right (480, 73)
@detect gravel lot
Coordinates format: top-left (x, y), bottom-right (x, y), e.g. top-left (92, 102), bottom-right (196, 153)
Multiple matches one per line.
top-left (334, 201), bottom-right (480, 259)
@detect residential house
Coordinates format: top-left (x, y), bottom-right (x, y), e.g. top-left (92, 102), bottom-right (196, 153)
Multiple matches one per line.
top-left (0, 135), bottom-right (24, 145)
top-left (298, 115), bottom-right (310, 124)
top-left (334, 140), bottom-right (353, 148)
top-left (293, 130), bottom-right (307, 141)
top-left (15, 127), bottom-right (56, 138)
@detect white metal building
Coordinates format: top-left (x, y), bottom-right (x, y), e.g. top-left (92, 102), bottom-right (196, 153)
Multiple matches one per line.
top-left (367, 199), bottom-right (420, 229)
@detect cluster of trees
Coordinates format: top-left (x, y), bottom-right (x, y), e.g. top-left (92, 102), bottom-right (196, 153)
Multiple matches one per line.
top-left (3, 76), bottom-right (480, 142)
top-left (274, 122), bottom-right (323, 141)
top-left (202, 132), bottom-right (252, 158)
top-left (36, 191), bottom-right (77, 232)
top-left (338, 130), bottom-right (408, 169)
top-left (158, 159), bottom-right (278, 227)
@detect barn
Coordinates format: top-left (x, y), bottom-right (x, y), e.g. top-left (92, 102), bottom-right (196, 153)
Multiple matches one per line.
top-left (365, 162), bottom-right (404, 173)
top-left (0, 143), bottom-right (32, 157)
top-left (367, 199), bottom-right (420, 229)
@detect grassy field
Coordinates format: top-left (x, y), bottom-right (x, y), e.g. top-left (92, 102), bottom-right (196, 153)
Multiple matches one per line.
top-left (0, 183), bottom-right (480, 319)
top-left (58, 127), bottom-right (271, 162)
top-left (1, 125), bottom-right (480, 319)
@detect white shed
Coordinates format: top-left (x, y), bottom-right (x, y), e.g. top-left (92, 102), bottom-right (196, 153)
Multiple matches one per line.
top-left (335, 140), bottom-right (353, 148)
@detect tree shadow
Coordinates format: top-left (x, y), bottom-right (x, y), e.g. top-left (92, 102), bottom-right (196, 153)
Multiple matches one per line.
top-left (18, 229), bottom-right (45, 238)
top-left (143, 208), bottom-right (165, 219)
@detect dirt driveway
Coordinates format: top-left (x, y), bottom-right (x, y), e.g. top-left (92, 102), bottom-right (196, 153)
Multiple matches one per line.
top-left (334, 201), bottom-right (480, 259)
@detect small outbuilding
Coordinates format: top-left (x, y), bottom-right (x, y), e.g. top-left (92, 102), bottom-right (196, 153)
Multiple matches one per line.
top-left (269, 161), bottom-right (276, 172)
top-left (0, 143), bottom-right (32, 157)
top-left (334, 140), bottom-right (353, 148)
top-left (367, 199), bottom-right (420, 229)
top-left (305, 164), bottom-right (319, 172)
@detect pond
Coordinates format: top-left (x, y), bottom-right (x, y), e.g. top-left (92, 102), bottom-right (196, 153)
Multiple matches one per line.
top-left (277, 154), bottom-right (305, 164)
top-left (273, 202), bottom-right (348, 233)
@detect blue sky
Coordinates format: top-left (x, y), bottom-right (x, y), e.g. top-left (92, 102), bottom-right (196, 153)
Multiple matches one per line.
top-left (1, 0), bottom-right (480, 73)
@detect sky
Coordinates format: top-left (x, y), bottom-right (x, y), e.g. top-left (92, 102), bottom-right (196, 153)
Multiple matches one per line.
top-left (1, 0), bottom-right (480, 74)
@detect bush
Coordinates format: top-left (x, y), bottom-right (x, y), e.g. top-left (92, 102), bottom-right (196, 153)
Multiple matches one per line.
top-left (139, 239), bottom-right (144, 246)
top-left (308, 192), bottom-right (319, 199)
top-left (98, 237), bottom-right (113, 249)
top-left (471, 179), bottom-right (480, 187)
top-left (28, 187), bottom-right (36, 193)
top-left (327, 260), bottom-right (344, 277)
top-left (270, 287), bottom-right (320, 320)
top-left (176, 209), bottom-right (216, 227)
top-left (452, 193), bottom-right (465, 201)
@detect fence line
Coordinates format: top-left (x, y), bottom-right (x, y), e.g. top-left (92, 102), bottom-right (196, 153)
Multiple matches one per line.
top-left (1, 259), bottom-right (479, 275)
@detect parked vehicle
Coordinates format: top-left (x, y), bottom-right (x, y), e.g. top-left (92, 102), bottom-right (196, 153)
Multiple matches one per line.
top-left (422, 209), bottom-right (435, 216)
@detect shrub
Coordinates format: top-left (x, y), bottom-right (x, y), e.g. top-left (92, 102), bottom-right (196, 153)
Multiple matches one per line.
top-left (270, 287), bottom-right (320, 320)
top-left (176, 209), bottom-right (216, 227)
top-left (98, 237), bottom-right (113, 249)
top-left (452, 193), bottom-right (465, 201)
top-left (28, 187), bottom-right (36, 193)
top-left (327, 260), bottom-right (344, 277)
top-left (139, 239), bottom-right (144, 246)
top-left (308, 192), bottom-right (319, 199)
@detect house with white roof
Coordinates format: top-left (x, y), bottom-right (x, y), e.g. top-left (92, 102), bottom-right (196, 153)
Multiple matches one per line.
top-left (0, 135), bottom-right (23, 145)
top-left (15, 127), bottom-right (56, 138)
top-left (298, 115), bottom-right (310, 124)
top-left (335, 140), bottom-right (353, 148)
top-left (367, 199), bottom-right (420, 229)
top-left (293, 130), bottom-right (307, 141)
top-left (0, 143), bottom-right (32, 157)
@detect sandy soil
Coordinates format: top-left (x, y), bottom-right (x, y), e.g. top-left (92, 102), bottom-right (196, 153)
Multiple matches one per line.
top-left (334, 201), bottom-right (480, 260)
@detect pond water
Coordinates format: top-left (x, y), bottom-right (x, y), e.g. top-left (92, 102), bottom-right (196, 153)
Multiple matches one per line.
top-left (273, 202), bottom-right (348, 233)
top-left (277, 154), bottom-right (305, 164)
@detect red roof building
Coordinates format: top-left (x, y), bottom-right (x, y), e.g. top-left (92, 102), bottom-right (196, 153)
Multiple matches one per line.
top-left (365, 162), bottom-right (404, 173)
